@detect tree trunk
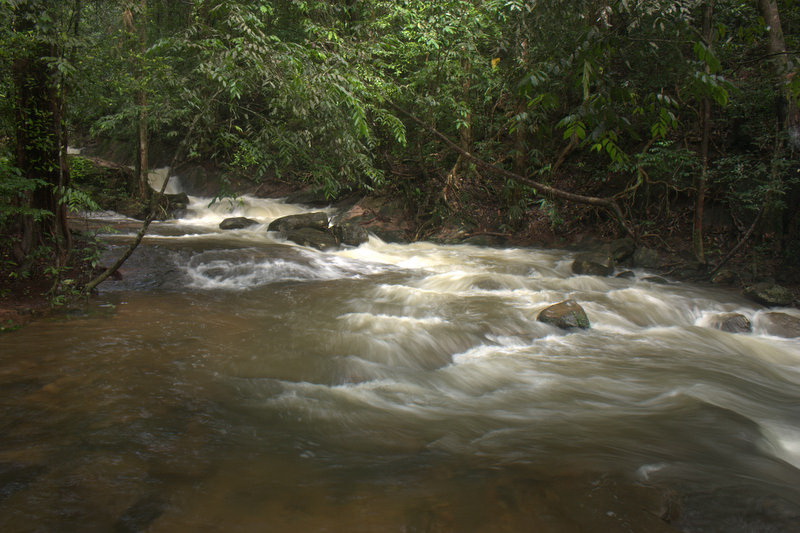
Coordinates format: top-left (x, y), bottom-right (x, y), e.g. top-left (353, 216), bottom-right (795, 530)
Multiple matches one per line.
top-left (125, 1), bottom-right (150, 200)
top-left (12, 0), bottom-right (71, 265)
top-left (693, 0), bottom-right (715, 265)
top-left (138, 89), bottom-right (150, 199)
top-left (443, 55), bottom-right (473, 211)
top-left (391, 103), bottom-right (635, 238)
top-left (756, 0), bottom-right (799, 255)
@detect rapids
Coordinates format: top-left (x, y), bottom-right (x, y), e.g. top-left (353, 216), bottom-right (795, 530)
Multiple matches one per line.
top-left (2, 195), bottom-right (799, 531)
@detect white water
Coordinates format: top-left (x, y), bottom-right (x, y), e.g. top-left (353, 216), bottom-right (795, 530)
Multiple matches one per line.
top-left (170, 197), bottom-right (800, 478)
top-left (3, 195), bottom-right (800, 531)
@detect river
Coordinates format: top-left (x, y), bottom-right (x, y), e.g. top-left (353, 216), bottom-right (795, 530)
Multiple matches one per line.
top-left (2, 195), bottom-right (799, 532)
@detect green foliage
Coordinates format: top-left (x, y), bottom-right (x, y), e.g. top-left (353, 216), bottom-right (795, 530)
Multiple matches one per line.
top-left (2, 0), bottom-right (797, 280)
top-left (635, 141), bottom-right (701, 192)
top-left (0, 150), bottom-right (50, 224)
top-left (57, 186), bottom-right (101, 213)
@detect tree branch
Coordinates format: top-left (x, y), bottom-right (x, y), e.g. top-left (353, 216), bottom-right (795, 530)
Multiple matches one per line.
top-left (81, 100), bottom-right (211, 295)
top-left (389, 102), bottom-right (635, 238)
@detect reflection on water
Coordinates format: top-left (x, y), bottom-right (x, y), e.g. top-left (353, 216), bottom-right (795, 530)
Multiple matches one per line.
top-left (2, 197), bottom-right (800, 531)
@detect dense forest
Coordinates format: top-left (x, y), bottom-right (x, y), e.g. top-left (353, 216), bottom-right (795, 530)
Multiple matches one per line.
top-left (1, 0), bottom-right (798, 310)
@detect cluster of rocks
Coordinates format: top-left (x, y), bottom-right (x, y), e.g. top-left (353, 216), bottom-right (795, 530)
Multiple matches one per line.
top-left (218, 204), bottom-right (800, 336)
top-left (536, 299), bottom-right (800, 338)
top-left (534, 241), bottom-right (800, 338)
top-left (707, 311), bottom-right (800, 337)
top-left (218, 212), bottom-right (369, 250)
top-left (569, 238), bottom-right (661, 278)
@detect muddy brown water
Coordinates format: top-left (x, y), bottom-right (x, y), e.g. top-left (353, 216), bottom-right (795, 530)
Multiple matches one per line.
top-left (2, 196), bottom-right (800, 531)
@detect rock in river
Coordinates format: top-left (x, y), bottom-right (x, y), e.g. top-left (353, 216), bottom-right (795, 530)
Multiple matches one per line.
top-left (708, 313), bottom-right (752, 334)
top-left (538, 300), bottom-right (591, 330)
top-left (219, 217), bottom-right (258, 230)
top-left (743, 282), bottom-right (794, 307)
top-left (284, 227), bottom-right (339, 251)
top-left (332, 222), bottom-right (369, 247)
top-left (267, 212), bottom-right (329, 233)
top-left (571, 253), bottom-right (613, 276)
top-left (760, 312), bottom-right (800, 338)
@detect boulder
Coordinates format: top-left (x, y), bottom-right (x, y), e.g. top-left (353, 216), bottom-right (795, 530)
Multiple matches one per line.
top-left (369, 227), bottom-right (408, 243)
top-left (760, 312), bottom-right (800, 338)
top-left (537, 300), bottom-right (591, 330)
top-left (284, 227), bottom-right (338, 251)
top-left (165, 192), bottom-right (190, 210)
top-left (616, 271), bottom-right (636, 279)
top-left (642, 276), bottom-right (669, 285)
top-left (155, 192), bottom-right (190, 220)
top-left (460, 234), bottom-right (509, 247)
top-left (632, 247), bottom-right (661, 269)
top-left (711, 269), bottom-right (737, 285)
top-left (608, 238), bottom-right (636, 263)
top-left (219, 217), bottom-right (258, 230)
top-left (709, 313), bottom-right (752, 334)
top-left (285, 188), bottom-right (331, 206)
top-left (743, 282), bottom-right (794, 307)
top-left (267, 212), bottom-right (329, 233)
top-left (572, 253), bottom-right (613, 276)
top-left (332, 222), bottom-right (369, 247)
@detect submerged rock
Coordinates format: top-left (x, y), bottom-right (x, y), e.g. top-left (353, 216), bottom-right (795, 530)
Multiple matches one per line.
top-left (743, 282), bottom-right (794, 307)
top-left (219, 217), bottom-right (258, 230)
top-left (760, 312), bottom-right (800, 338)
top-left (642, 276), bottom-right (669, 285)
top-left (709, 313), bottom-right (752, 334)
top-left (267, 212), bottom-right (329, 233)
top-left (115, 495), bottom-right (167, 533)
top-left (537, 300), bottom-right (591, 330)
top-left (571, 253), bottom-right (613, 276)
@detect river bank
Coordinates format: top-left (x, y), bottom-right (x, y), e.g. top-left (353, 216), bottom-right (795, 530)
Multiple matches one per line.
top-left (2, 157), bottom-right (799, 331)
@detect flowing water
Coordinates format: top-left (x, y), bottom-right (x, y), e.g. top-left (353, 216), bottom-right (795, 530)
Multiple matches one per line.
top-left (2, 196), bottom-right (800, 532)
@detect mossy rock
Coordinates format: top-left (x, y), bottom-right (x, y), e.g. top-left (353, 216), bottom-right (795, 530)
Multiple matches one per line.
top-left (743, 282), bottom-right (794, 307)
top-left (268, 212), bottom-right (329, 233)
top-left (219, 217), bottom-right (259, 230)
top-left (332, 222), bottom-right (369, 247)
top-left (537, 300), bottom-right (591, 330)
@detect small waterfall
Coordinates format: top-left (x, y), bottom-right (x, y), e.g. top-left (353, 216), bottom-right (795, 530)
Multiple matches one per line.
top-left (148, 167), bottom-right (182, 195)
top-left (175, 194), bottom-right (333, 231)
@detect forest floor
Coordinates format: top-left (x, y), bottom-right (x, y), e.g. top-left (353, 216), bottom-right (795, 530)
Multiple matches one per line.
top-left (0, 237), bottom-right (100, 332)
